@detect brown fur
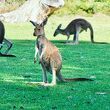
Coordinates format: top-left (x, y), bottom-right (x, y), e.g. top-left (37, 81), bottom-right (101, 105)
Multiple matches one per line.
top-left (34, 35), bottom-right (64, 86)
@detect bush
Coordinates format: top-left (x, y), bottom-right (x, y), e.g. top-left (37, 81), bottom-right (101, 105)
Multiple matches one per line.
top-left (94, 2), bottom-right (110, 15)
top-left (55, 1), bottom-right (95, 16)
top-left (55, 0), bottom-right (110, 16)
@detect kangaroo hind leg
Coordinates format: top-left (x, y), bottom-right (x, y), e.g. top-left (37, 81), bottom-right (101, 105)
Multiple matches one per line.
top-left (3, 38), bottom-right (13, 54)
top-left (73, 25), bottom-right (81, 45)
top-left (41, 62), bottom-right (48, 83)
top-left (56, 71), bottom-right (65, 82)
top-left (43, 67), bottom-right (57, 86)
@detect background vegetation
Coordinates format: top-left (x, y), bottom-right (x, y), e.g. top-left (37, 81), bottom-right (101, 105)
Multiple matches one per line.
top-left (0, 0), bottom-right (110, 15)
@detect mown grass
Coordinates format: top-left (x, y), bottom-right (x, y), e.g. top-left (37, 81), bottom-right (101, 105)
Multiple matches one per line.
top-left (0, 15), bottom-right (110, 110)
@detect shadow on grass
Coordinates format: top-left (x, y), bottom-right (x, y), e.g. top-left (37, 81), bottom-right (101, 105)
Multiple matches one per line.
top-left (51, 40), bottom-right (109, 45)
top-left (0, 39), bottom-right (108, 58)
top-left (93, 41), bottom-right (109, 44)
top-left (0, 52), bottom-right (16, 57)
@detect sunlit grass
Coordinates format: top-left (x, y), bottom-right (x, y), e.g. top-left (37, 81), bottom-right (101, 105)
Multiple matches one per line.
top-left (4, 14), bottom-right (110, 42)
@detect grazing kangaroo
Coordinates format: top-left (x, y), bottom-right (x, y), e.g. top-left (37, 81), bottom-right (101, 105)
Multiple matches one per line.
top-left (30, 19), bottom-right (93, 86)
top-left (0, 21), bottom-right (15, 57)
top-left (54, 18), bottom-right (94, 44)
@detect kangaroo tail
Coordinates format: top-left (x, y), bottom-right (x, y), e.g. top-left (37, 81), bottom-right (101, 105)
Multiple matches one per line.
top-left (88, 23), bottom-right (94, 43)
top-left (64, 78), bottom-right (93, 82)
top-left (0, 52), bottom-right (16, 57)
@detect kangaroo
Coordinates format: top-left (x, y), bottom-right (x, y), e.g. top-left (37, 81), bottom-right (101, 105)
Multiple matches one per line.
top-left (0, 21), bottom-right (15, 57)
top-left (53, 18), bottom-right (94, 44)
top-left (30, 19), bottom-right (93, 86)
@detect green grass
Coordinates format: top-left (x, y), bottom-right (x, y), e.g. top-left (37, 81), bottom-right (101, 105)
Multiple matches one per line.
top-left (0, 15), bottom-right (110, 110)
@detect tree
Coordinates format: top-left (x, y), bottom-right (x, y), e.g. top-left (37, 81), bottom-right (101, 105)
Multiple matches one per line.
top-left (0, 0), bottom-right (64, 23)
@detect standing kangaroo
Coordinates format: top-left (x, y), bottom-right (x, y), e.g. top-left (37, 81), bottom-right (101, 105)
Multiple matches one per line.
top-left (54, 18), bottom-right (94, 44)
top-left (30, 19), bottom-right (92, 86)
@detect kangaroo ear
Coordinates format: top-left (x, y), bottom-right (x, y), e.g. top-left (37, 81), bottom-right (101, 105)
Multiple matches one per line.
top-left (39, 18), bottom-right (48, 27)
top-left (30, 20), bottom-right (37, 26)
top-left (58, 24), bottom-right (62, 29)
top-left (43, 18), bottom-right (48, 26)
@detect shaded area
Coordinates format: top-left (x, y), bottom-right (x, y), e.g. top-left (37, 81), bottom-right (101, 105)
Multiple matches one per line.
top-left (0, 52), bottom-right (16, 57)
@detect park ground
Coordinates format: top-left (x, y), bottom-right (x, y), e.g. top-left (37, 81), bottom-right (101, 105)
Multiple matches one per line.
top-left (0, 14), bottom-right (110, 110)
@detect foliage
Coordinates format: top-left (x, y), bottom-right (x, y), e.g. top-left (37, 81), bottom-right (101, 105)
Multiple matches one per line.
top-left (55, 1), bottom-right (95, 16)
top-left (55, 0), bottom-right (110, 16)
top-left (94, 2), bottom-right (110, 15)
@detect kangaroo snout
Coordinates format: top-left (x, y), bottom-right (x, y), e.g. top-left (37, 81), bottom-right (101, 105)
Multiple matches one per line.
top-left (53, 32), bottom-right (57, 37)
top-left (53, 34), bottom-right (56, 37)
top-left (33, 33), bottom-right (36, 36)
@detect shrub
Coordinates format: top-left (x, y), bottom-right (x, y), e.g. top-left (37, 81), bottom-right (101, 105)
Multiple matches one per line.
top-left (55, 0), bottom-right (110, 16)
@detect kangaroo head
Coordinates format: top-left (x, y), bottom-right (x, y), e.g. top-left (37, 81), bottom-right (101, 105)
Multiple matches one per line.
top-left (30, 18), bottom-right (47, 36)
top-left (53, 24), bottom-right (62, 37)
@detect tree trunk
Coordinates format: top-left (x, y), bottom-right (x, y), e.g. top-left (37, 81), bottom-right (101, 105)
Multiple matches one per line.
top-left (0, 0), bottom-right (64, 23)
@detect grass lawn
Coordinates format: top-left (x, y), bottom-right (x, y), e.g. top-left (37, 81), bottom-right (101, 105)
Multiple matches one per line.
top-left (0, 15), bottom-right (110, 110)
